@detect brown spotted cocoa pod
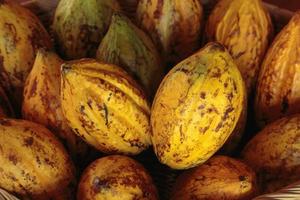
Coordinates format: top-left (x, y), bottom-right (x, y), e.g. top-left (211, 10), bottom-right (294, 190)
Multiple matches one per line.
top-left (206, 0), bottom-right (273, 95)
top-left (77, 155), bottom-right (158, 200)
top-left (151, 42), bottom-right (247, 169)
top-left (61, 59), bottom-right (151, 155)
top-left (22, 49), bottom-right (89, 162)
top-left (52, 0), bottom-right (121, 60)
top-left (255, 11), bottom-right (300, 128)
top-left (171, 155), bottom-right (258, 200)
top-left (136, 0), bottom-right (203, 65)
top-left (242, 115), bottom-right (300, 193)
top-left (0, 118), bottom-right (76, 200)
top-left (0, 0), bottom-right (52, 114)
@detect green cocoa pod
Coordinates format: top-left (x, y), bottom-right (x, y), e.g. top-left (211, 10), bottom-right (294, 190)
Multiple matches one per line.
top-left (96, 13), bottom-right (164, 99)
top-left (52, 0), bottom-right (121, 59)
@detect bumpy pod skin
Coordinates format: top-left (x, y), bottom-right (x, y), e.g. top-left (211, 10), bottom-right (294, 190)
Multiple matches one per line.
top-left (136, 0), bottom-right (203, 64)
top-left (0, 119), bottom-right (76, 200)
top-left (242, 115), bottom-right (300, 193)
top-left (52, 0), bottom-right (121, 60)
top-left (0, 85), bottom-right (14, 118)
top-left (0, 0), bottom-right (52, 112)
top-left (22, 49), bottom-right (88, 161)
top-left (255, 12), bottom-right (300, 128)
top-left (77, 155), bottom-right (158, 200)
top-left (61, 59), bottom-right (151, 155)
top-left (151, 42), bottom-right (246, 169)
top-left (171, 156), bottom-right (258, 200)
top-left (206, 0), bottom-right (273, 95)
top-left (96, 13), bottom-right (164, 99)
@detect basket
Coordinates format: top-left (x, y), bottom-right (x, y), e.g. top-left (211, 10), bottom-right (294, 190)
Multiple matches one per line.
top-left (1, 0), bottom-right (297, 200)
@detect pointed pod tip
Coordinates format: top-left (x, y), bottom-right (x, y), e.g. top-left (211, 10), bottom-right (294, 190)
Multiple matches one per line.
top-left (61, 64), bottom-right (72, 75)
top-left (206, 42), bottom-right (226, 53)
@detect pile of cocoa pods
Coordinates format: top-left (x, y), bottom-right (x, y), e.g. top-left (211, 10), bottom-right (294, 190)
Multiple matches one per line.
top-left (0, 0), bottom-right (299, 199)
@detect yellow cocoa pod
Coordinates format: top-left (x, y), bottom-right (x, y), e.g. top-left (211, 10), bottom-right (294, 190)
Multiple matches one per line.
top-left (206, 0), bottom-right (273, 95)
top-left (0, 0), bottom-right (52, 112)
top-left (22, 49), bottom-right (88, 161)
top-left (96, 13), bottom-right (164, 99)
top-left (255, 12), bottom-right (300, 128)
top-left (0, 118), bottom-right (76, 200)
top-left (61, 59), bottom-right (151, 155)
top-left (52, 0), bottom-right (121, 59)
top-left (0, 85), bottom-right (14, 118)
top-left (136, 0), bottom-right (203, 64)
top-left (77, 155), bottom-right (158, 200)
top-left (171, 155), bottom-right (258, 200)
top-left (151, 42), bottom-right (246, 169)
top-left (242, 114), bottom-right (300, 193)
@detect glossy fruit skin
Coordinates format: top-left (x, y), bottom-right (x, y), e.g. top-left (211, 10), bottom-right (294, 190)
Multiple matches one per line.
top-left (77, 155), bottom-right (158, 200)
top-left (242, 115), bottom-right (300, 193)
top-left (255, 12), bottom-right (300, 128)
top-left (61, 59), bottom-right (151, 155)
top-left (151, 42), bottom-right (246, 169)
top-left (22, 49), bottom-right (88, 161)
top-left (96, 13), bottom-right (164, 99)
top-left (171, 155), bottom-right (258, 200)
top-left (0, 0), bottom-right (52, 113)
top-left (136, 0), bottom-right (203, 64)
top-left (206, 0), bottom-right (273, 95)
top-left (52, 0), bottom-right (121, 59)
top-left (0, 118), bottom-right (76, 200)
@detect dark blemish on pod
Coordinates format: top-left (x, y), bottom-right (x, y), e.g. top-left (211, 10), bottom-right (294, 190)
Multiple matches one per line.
top-left (93, 177), bottom-right (110, 193)
top-left (8, 154), bottom-right (18, 165)
top-left (239, 175), bottom-right (246, 181)
top-left (198, 104), bottom-right (205, 110)
top-left (44, 158), bottom-right (55, 167)
top-left (153, 0), bottom-right (163, 19)
top-left (210, 68), bottom-right (222, 78)
top-left (175, 68), bottom-right (189, 74)
top-left (87, 99), bottom-right (92, 109)
top-left (199, 126), bottom-right (209, 134)
top-left (227, 92), bottom-right (234, 101)
top-left (80, 105), bottom-right (85, 114)
top-left (24, 137), bottom-right (34, 147)
top-left (208, 42), bottom-right (226, 52)
top-left (103, 103), bottom-right (109, 127)
top-left (224, 82), bottom-right (228, 88)
top-left (29, 77), bottom-right (38, 97)
top-left (61, 64), bottom-right (72, 75)
top-left (215, 107), bottom-right (234, 132)
top-left (200, 92), bottom-right (206, 99)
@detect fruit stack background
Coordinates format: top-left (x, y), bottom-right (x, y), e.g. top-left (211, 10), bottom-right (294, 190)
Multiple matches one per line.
top-left (0, 0), bottom-right (300, 200)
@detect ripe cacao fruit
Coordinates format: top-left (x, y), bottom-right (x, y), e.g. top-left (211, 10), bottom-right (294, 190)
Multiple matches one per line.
top-left (255, 11), bottom-right (300, 128)
top-left (61, 59), bottom-right (151, 155)
top-left (242, 114), bottom-right (300, 193)
top-left (206, 0), bottom-right (273, 95)
top-left (22, 49), bottom-right (88, 161)
top-left (151, 42), bottom-right (246, 169)
top-left (77, 155), bottom-right (158, 200)
top-left (0, 0), bottom-right (52, 113)
top-left (0, 118), bottom-right (76, 200)
top-left (171, 155), bottom-right (258, 200)
top-left (52, 0), bottom-right (121, 59)
top-left (96, 13), bottom-right (164, 99)
top-left (136, 0), bottom-right (203, 64)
